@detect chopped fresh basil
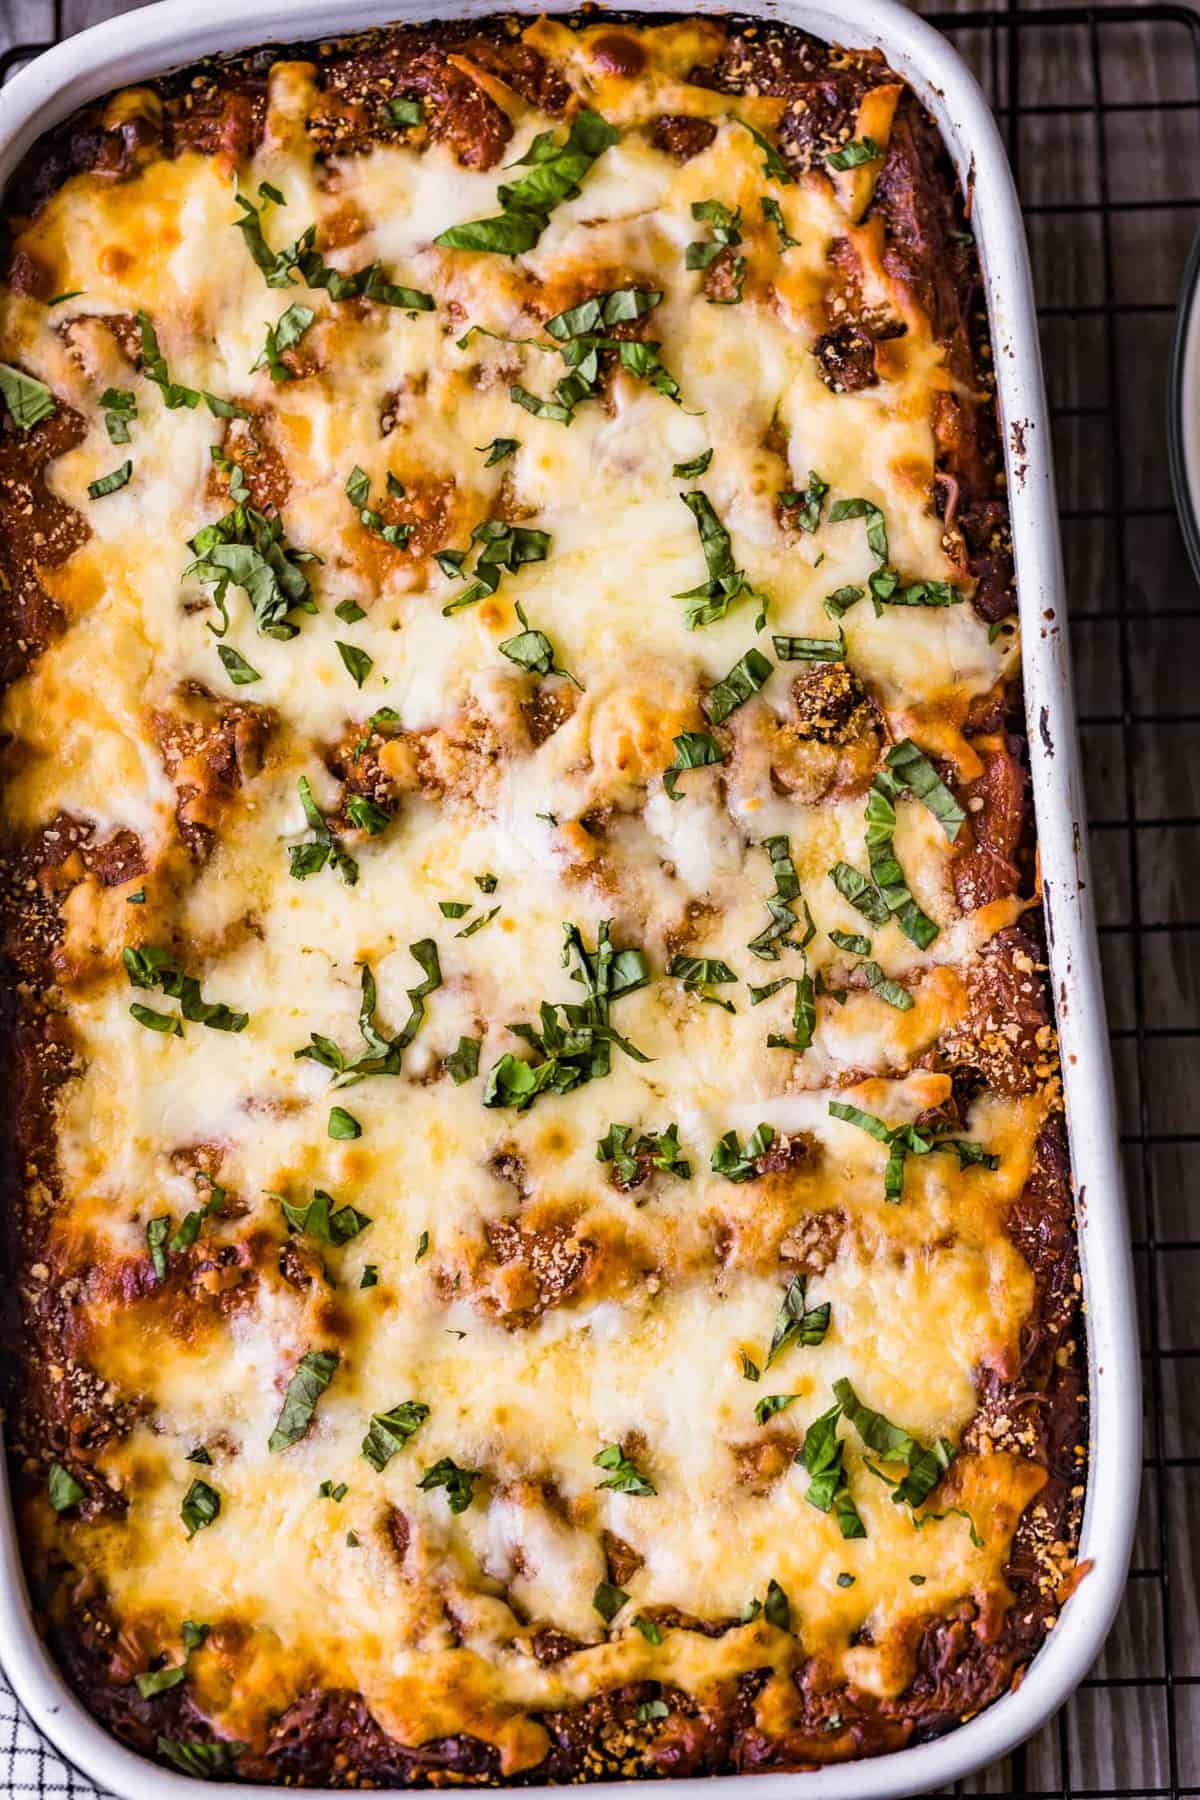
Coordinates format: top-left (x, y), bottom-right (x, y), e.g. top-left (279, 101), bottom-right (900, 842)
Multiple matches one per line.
top-left (912, 1504), bottom-right (984, 1548)
top-left (130, 1002), bottom-right (182, 1036)
top-left (280, 1188), bottom-right (371, 1246)
top-left (345, 465), bottom-right (411, 548)
top-left (829, 859), bottom-right (890, 927)
top-left (0, 362), bottom-right (56, 430)
top-left (136, 312), bottom-right (200, 409)
top-left (747, 836), bottom-right (810, 962)
top-left (440, 901), bottom-right (471, 919)
top-left (865, 769), bottom-right (939, 948)
top-left (593, 1580), bottom-right (629, 1623)
top-left (87, 459), bottom-right (132, 499)
top-left (780, 470), bottom-right (828, 534)
top-left (475, 872), bottom-right (498, 894)
top-left (667, 953), bottom-right (737, 990)
top-left (186, 1446), bottom-right (212, 1466)
top-left (761, 195), bottom-right (800, 249)
top-left (597, 1121), bottom-right (691, 1186)
top-left (827, 136), bottom-right (883, 172)
top-left (862, 960), bottom-right (913, 1011)
top-left (126, 889), bottom-right (146, 905)
top-left (499, 599), bottom-right (581, 686)
top-left (415, 1231), bottom-right (430, 1262)
top-left (441, 518), bottom-right (551, 614)
top-left (478, 436), bottom-right (518, 465)
top-left (764, 1578), bottom-right (791, 1632)
top-left (663, 728), bottom-right (724, 802)
top-left (733, 116), bottom-right (792, 184)
top-left (687, 198), bottom-right (745, 302)
top-left (885, 738), bottom-right (966, 843)
top-left (675, 491), bottom-right (765, 629)
top-left (828, 1100), bottom-right (997, 1205)
top-left (123, 945), bottom-right (248, 1034)
top-left (456, 906), bottom-right (500, 938)
top-left (46, 290), bottom-right (84, 306)
top-left (755, 1392), bottom-right (799, 1426)
top-left (269, 1350), bottom-right (339, 1453)
top-left (289, 775), bottom-right (360, 886)
top-left (156, 1739), bottom-right (245, 1779)
top-left (296, 947), bottom-right (441, 1086)
top-left (594, 1443), bottom-right (656, 1497)
top-left (361, 1264), bottom-right (379, 1288)
top-left (447, 1036), bottom-right (481, 1084)
top-left (335, 598), bottom-right (367, 623)
top-left (100, 386), bottom-right (136, 443)
top-left (185, 491), bottom-right (318, 641)
top-left (318, 1480), bottom-right (348, 1501)
top-left (711, 1122), bottom-right (774, 1183)
top-left (765, 1274), bottom-right (830, 1366)
top-left (632, 1614), bottom-right (663, 1646)
top-left (704, 647), bottom-right (773, 724)
top-left (181, 1477), bottom-right (221, 1538)
top-left (833, 1377), bottom-right (955, 1508)
top-left (435, 109), bottom-right (618, 256)
top-left (637, 1699), bottom-right (669, 1721)
top-left (147, 1214), bottom-right (171, 1283)
top-left (251, 302), bottom-right (315, 382)
top-left (47, 1462), bottom-right (85, 1512)
top-left (418, 1456), bottom-right (480, 1513)
top-left (336, 640), bottom-right (373, 689)
top-left (346, 794), bottom-right (391, 836)
top-left (740, 1352), bottom-right (761, 1382)
top-left (235, 188), bottom-right (434, 309)
top-left (388, 96), bottom-right (424, 127)
top-left (484, 921), bottom-right (649, 1110)
top-left (773, 627), bottom-right (845, 662)
top-left (673, 448), bottom-right (713, 479)
top-left (766, 972), bottom-right (816, 1052)
top-left (830, 494), bottom-right (887, 561)
top-left (837, 1571), bottom-right (856, 1588)
top-left (328, 1105), bottom-right (362, 1140)
top-left (824, 585), bottom-right (864, 620)
top-left (362, 1400), bottom-right (430, 1471)
top-left (800, 1403), bottom-right (865, 1539)
top-left (217, 643), bottom-right (261, 685)
top-left (830, 928), bottom-right (871, 955)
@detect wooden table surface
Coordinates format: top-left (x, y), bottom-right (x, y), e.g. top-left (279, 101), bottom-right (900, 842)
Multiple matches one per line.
top-left (0, 4), bottom-right (1194, 1797)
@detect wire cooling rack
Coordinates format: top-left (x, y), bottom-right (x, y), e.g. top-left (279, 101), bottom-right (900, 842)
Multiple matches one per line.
top-left (0, 2), bottom-right (1197, 1796)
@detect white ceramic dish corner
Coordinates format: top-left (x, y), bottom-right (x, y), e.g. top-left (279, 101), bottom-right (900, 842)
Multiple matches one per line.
top-left (0, 3), bottom-right (1139, 1794)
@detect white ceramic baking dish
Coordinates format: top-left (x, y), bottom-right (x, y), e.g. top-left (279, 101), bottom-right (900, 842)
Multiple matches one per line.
top-left (0, 1), bottom-right (1140, 1794)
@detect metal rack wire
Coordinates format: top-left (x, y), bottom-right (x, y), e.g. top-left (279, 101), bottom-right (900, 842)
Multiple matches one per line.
top-left (0, 5), bottom-right (1197, 1798)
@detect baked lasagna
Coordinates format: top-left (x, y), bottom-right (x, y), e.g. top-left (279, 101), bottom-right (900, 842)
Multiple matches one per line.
top-left (0, 11), bottom-right (1085, 1785)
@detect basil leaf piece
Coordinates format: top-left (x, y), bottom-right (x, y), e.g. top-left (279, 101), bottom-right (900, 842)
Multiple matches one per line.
top-left (748, 976), bottom-right (789, 1005)
top-left (862, 960), bottom-right (913, 1011)
top-left (435, 109), bottom-right (618, 256)
top-left (594, 1443), bottom-right (656, 1497)
top-left (824, 585), bottom-right (864, 620)
top-left (388, 96), bottom-right (424, 125)
top-left (362, 1400), bottom-right (429, 1471)
top-left (687, 198), bottom-right (744, 295)
top-left (865, 770), bottom-right (939, 948)
top-left (48, 1461), bottom-right (85, 1512)
top-left (765, 1274), bottom-right (830, 1366)
top-left (440, 901), bottom-right (470, 918)
top-left (181, 1478), bottom-right (221, 1538)
top-left (755, 1393), bottom-right (799, 1426)
top-left (832, 1378), bottom-right (955, 1508)
top-left (499, 599), bottom-right (581, 686)
top-left (764, 1578), bottom-right (791, 1632)
top-left (217, 644), bottom-right (261, 685)
top-left (666, 954), bottom-right (737, 987)
top-left (124, 947), bottom-right (248, 1035)
top-left (704, 647), bottom-right (773, 724)
top-left (773, 628), bottom-right (845, 662)
top-left (478, 436), bottom-right (518, 465)
top-left (328, 1105), bottom-right (362, 1140)
top-left (663, 729), bottom-right (724, 802)
top-left (268, 1351), bottom-right (339, 1452)
top-left (799, 1403), bottom-right (865, 1538)
top-left (186, 1446), bottom-right (212, 1466)
top-left (457, 906), bottom-right (500, 938)
top-left (318, 1480), bottom-right (347, 1501)
top-left (203, 391), bottom-right (252, 420)
top-left (136, 312), bottom-right (200, 408)
top-left (281, 1188), bottom-right (371, 1246)
top-left (885, 738), bottom-right (966, 843)
top-left (710, 1122), bottom-right (774, 1183)
top-left (675, 491), bottom-right (765, 628)
top-left (251, 302), bottom-right (316, 382)
top-left (633, 1614), bottom-right (663, 1645)
top-left (418, 1456), bottom-right (480, 1512)
top-left (830, 495), bottom-right (888, 564)
top-left (289, 776), bottom-right (359, 886)
top-left (337, 640), bottom-right (373, 689)
top-left (157, 1738), bottom-right (246, 1779)
top-left (597, 1122), bottom-right (691, 1185)
top-left (447, 1036), bottom-right (481, 1084)
top-left (361, 1264), bottom-right (379, 1288)
top-left (88, 459), bottom-right (132, 499)
top-left (415, 1231), bottom-right (430, 1261)
top-left (442, 518), bottom-right (551, 614)
top-left (761, 195), bottom-right (800, 249)
top-left (100, 386), bottom-right (136, 443)
top-left (137, 1662), bottom-right (187, 1700)
top-left (0, 363), bottom-right (56, 430)
top-left (673, 448), bottom-right (713, 479)
top-left (912, 1505), bottom-right (984, 1548)
top-left (740, 1352), bottom-right (761, 1382)
top-left (593, 1580), bottom-right (629, 1623)
top-left (46, 290), bottom-right (84, 306)
top-left (296, 948), bottom-right (440, 1087)
top-left (766, 972), bottom-right (816, 1052)
top-left (147, 1215), bottom-right (171, 1282)
top-left (345, 465), bottom-right (411, 547)
top-left (779, 469), bottom-right (828, 534)
top-left (827, 136), bottom-right (883, 172)
top-left (484, 921), bottom-right (650, 1110)
top-left (475, 872), bottom-right (498, 894)
top-left (335, 598), bottom-right (367, 623)
top-left (346, 795), bottom-right (391, 836)
top-left (830, 929), bottom-right (871, 955)
top-left (733, 116), bottom-right (793, 184)
top-left (829, 859), bottom-right (890, 926)
top-left (185, 490), bottom-right (317, 640)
